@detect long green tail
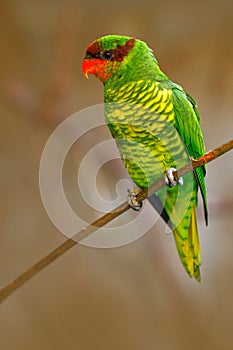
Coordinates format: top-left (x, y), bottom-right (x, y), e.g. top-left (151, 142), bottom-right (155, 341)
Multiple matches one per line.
top-left (173, 206), bottom-right (201, 280)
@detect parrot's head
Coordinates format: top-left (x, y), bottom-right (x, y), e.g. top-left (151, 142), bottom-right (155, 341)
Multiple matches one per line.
top-left (82, 35), bottom-right (157, 84)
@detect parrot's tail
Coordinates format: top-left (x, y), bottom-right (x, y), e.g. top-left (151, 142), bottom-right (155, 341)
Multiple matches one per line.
top-left (173, 206), bottom-right (201, 281)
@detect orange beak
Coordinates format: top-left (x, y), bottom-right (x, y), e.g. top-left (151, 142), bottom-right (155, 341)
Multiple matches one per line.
top-left (82, 58), bottom-right (101, 79)
top-left (82, 57), bottom-right (111, 82)
top-left (82, 59), bottom-right (90, 78)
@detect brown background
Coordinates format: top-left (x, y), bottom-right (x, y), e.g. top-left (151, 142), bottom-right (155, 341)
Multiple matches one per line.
top-left (1, 1), bottom-right (233, 349)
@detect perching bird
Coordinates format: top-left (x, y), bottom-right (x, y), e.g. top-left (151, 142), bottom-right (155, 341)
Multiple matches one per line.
top-left (82, 35), bottom-right (208, 280)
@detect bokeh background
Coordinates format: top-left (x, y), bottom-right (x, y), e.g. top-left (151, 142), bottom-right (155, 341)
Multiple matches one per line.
top-left (1, 0), bottom-right (233, 349)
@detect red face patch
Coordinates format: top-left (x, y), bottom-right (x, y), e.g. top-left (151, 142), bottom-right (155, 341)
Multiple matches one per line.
top-left (82, 58), bottom-right (112, 81)
top-left (82, 38), bottom-right (135, 82)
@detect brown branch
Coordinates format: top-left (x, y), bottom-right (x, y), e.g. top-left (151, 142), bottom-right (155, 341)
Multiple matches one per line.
top-left (0, 139), bottom-right (232, 303)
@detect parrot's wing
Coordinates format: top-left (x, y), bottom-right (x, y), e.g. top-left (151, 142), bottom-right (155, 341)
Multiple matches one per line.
top-left (185, 92), bottom-right (208, 224)
top-left (163, 82), bottom-right (208, 225)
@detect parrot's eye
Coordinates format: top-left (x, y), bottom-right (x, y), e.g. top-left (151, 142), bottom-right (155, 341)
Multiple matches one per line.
top-left (85, 50), bottom-right (113, 60)
top-left (100, 51), bottom-right (113, 60)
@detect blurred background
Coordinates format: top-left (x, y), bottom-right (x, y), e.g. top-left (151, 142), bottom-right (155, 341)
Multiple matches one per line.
top-left (1, 0), bottom-right (233, 349)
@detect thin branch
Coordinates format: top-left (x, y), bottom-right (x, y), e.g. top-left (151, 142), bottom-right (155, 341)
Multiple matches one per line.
top-left (0, 139), bottom-right (232, 303)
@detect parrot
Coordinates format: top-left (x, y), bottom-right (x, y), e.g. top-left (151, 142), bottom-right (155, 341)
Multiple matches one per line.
top-left (82, 35), bottom-right (208, 281)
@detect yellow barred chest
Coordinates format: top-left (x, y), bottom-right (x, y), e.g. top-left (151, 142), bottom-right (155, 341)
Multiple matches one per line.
top-left (106, 80), bottom-right (175, 122)
top-left (104, 81), bottom-right (188, 188)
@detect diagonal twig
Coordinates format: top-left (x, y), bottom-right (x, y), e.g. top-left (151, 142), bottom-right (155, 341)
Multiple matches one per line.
top-left (0, 139), bottom-right (232, 303)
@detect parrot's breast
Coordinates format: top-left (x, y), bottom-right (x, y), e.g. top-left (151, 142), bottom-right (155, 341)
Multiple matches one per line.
top-left (104, 81), bottom-right (188, 189)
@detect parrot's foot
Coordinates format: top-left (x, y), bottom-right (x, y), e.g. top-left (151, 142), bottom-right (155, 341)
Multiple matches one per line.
top-left (127, 189), bottom-right (142, 211)
top-left (165, 167), bottom-right (183, 188)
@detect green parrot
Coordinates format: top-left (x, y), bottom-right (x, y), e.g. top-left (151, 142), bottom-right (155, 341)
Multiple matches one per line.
top-left (82, 35), bottom-right (208, 280)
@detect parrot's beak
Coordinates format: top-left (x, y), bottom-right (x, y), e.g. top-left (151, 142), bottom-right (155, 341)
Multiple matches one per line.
top-left (82, 59), bottom-right (90, 79)
top-left (83, 71), bottom-right (89, 79)
top-left (82, 56), bottom-right (110, 82)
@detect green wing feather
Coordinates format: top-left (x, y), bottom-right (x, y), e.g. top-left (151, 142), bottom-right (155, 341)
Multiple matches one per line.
top-left (167, 83), bottom-right (208, 224)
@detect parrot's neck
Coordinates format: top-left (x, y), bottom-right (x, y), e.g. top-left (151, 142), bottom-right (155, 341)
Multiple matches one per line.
top-left (104, 50), bottom-right (168, 97)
